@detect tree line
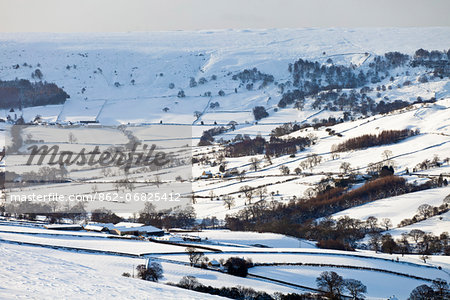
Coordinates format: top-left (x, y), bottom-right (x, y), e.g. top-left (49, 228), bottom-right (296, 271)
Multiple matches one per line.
top-left (225, 176), bottom-right (437, 244)
top-left (0, 79), bottom-right (69, 109)
top-left (332, 129), bottom-right (418, 152)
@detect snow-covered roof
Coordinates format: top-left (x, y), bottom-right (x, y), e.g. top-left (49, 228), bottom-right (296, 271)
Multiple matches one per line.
top-left (113, 224), bottom-right (162, 233)
top-left (114, 222), bottom-right (145, 228)
top-left (84, 224), bottom-right (114, 231)
top-left (85, 223), bottom-right (115, 230)
top-left (44, 224), bottom-right (82, 230)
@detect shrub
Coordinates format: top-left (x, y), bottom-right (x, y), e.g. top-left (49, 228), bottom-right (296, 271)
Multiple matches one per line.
top-left (178, 276), bottom-right (200, 289)
top-left (136, 262), bottom-right (163, 282)
top-left (252, 106), bottom-right (269, 120)
top-left (316, 271), bottom-right (344, 298)
top-left (177, 90), bottom-right (185, 98)
top-left (224, 257), bottom-right (251, 277)
top-left (317, 239), bottom-right (352, 251)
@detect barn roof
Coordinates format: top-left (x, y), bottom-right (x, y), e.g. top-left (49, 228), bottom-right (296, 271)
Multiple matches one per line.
top-left (113, 224), bottom-right (163, 233)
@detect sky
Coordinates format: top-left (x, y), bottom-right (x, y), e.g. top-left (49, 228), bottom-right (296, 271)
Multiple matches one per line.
top-left (0, 0), bottom-right (450, 32)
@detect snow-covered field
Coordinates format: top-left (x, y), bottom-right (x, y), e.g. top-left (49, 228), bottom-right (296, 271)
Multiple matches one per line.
top-left (1, 226), bottom-right (449, 299)
top-left (195, 229), bottom-right (316, 248)
top-left (0, 242), bottom-right (223, 300)
top-left (333, 186), bottom-right (450, 226)
top-left (251, 265), bottom-right (430, 300)
top-left (1, 28), bottom-right (450, 299)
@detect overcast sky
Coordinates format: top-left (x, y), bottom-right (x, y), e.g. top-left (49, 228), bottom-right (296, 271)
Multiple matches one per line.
top-left (1, 0), bottom-right (449, 32)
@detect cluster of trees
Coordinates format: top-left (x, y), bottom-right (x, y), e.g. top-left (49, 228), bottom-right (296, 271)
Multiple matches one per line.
top-left (275, 49), bottom-right (447, 115)
top-left (6, 166), bottom-right (69, 187)
top-left (269, 118), bottom-right (341, 138)
top-left (409, 279), bottom-right (449, 300)
top-left (332, 129), bottom-right (418, 152)
top-left (277, 89), bottom-right (305, 108)
top-left (293, 213), bottom-right (450, 255)
top-left (295, 153), bottom-right (323, 174)
top-left (316, 271), bottom-right (367, 299)
top-left (198, 126), bottom-right (231, 146)
top-left (135, 262), bottom-right (163, 282)
top-left (225, 135), bottom-right (266, 157)
top-left (311, 88), bottom-right (413, 116)
top-left (414, 48), bottom-right (449, 61)
top-left (270, 122), bottom-right (302, 137)
top-left (3, 200), bottom-right (87, 224)
top-left (0, 79), bottom-right (69, 109)
top-left (398, 199), bottom-right (449, 229)
top-left (90, 207), bottom-right (122, 223)
top-left (252, 106), bottom-right (268, 120)
top-left (137, 202), bottom-right (196, 229)
top-left (412, 48), bottom-right (450, 77)
top-left (225, 135), bottom-right (313, 158)
top-left (173, 276), bottom-right (316, 300)
top-left (2, 201), bottom-right (198, 231)
top-left (265, 136), bottom-right (312, 157)
top-left (224, 257), bottom-right (253, 277)
top-left (226, 176), bottom-right (436, 240)
top-left (289, 58), bottom-right (365, 93)
top-left (232, 67), bottom-right (274, 89)
top-left (369, 230), bottom-right (450, 256)
top-left (413, 155), bottom-right (450, 172)
top-left (303, 217), bottom-right (367, 251)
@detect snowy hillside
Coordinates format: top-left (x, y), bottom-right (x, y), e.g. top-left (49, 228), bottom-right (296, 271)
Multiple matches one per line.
top-left (1, 28), bottom-right (449, 127)
top-left (1, 28), bottom-right (450, 299)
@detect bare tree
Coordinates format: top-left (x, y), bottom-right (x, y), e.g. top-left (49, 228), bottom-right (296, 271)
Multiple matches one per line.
top-left (381, 218), bottom-right (392, 231)
top-left (279, 165), bottom-right (290, 175)
top-left (141, 202), bottom-right (156, 216)
top-left (237, 170), bottom-right (246, 182)
top-left (344, 279), bottom-right (367, 300)
top-left (304, 187), bottom-right (316, 199)
top-left (223, 195), bottom-right (235, 210)
top-left (366, 216), bottom-right (379, 232)
top-left (408, 284), bottom-right (435, 299)
top-left (382, 150), bottom-right (393, 160)
top-left (68, 132), bottom-right (77, 144)
top-left (239, 185), bottom-right (254, 205)
top-left (340, 162), bottom-right (352, 174)
top-left (185, 247), bottom-right (204, 267)
top-left (255, 187), bottom-right (268, 201)
top-left (369, 232), bottom-right (382, 252)
top-left (178, 276), bottom-right (201, 289)
top-left (431, 278), bottom-right (449, 298)
top-left (136, 262), bottom-right (163, 282)
top-left (409, 229), bottom-right (425, 244)
top-left (249, 157), bottom-right (261, 172)
top-left (417, 204), bottom-right (433, 219)
top-left (316, 271), bottom-right (345, 298)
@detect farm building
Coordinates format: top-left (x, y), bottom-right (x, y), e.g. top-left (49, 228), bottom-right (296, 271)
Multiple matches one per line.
top-left (109, 222), bottom-right (164, 237)
top-left (83, 223), bottom-right (115, 232)
top-left (44, 224), bottom-right (83, 231)
top-left (208, 259), bottom-right (221, 268)
top-left (200, 171), bottom-right (213, 179)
